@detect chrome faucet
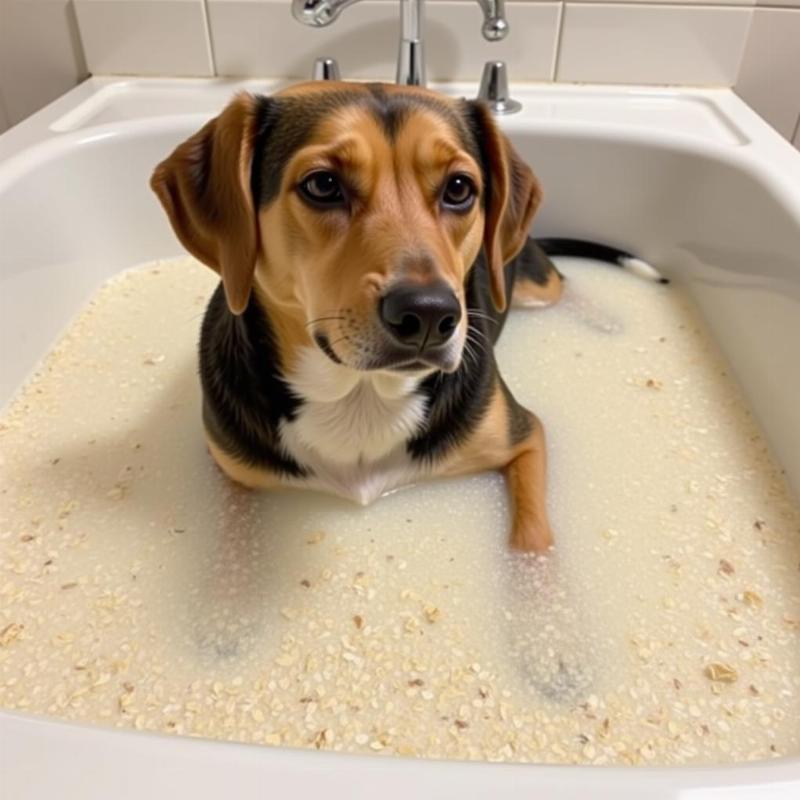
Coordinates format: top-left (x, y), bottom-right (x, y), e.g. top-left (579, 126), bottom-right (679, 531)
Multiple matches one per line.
top-left (291, 0), bottom-right (509, 87)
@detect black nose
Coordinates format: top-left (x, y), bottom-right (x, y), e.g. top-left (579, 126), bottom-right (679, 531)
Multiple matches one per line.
top-left (380, 283), bottom-right (462, 349)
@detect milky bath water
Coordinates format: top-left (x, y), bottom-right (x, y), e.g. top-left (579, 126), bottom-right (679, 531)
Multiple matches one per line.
top-left (1, 256), bottom-right (799, 765)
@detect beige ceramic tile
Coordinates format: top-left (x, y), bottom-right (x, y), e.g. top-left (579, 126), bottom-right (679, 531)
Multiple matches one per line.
top-left (736, 8), bottom-right (800, 139)
top-left (0, 0), bottom-right (87, 124)
top-left (208, 0), bottom-right (560, 81)
top-left (756, 0), bottom-right (800, 8)
top-left (566, 0), bottom-right (754, 4)
top-left (557, 3), bottom-right (753, 86)
top-left (74, 0), bottom-right (214, 76)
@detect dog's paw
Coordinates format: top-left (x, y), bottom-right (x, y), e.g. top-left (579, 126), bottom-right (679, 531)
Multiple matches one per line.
top-left (510, 516), bottom-right (554, 553)
top-left (194, 618), bottom-right (258, 660)
top-left (522, 650), bottom-right (593, 703)
top-left (501, 552), bottom-right (594, 704)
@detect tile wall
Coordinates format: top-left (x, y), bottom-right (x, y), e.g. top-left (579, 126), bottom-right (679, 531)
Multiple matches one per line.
top-left (0, 0), bottom-right (798, 149)
top-left (0, 0), bottom-right (88, 132)
top-left (735, 7), bottom-right (800, 143)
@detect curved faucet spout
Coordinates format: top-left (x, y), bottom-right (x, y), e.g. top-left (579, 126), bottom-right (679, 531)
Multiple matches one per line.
top-left (291, 0), bottom-right (362, 27)
top-left (477, 0), bottom-right (509, 41)
top-left (291, 0), bottom-right (511, 85)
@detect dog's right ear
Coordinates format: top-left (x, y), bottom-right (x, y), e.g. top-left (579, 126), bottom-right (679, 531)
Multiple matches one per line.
top-left (150, 93), bottom-right (265, 315)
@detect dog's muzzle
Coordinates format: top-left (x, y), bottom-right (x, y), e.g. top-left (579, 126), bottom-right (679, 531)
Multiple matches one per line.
top-left (314, 282), bottom-right (464, 373)
top-left (379, 282), bottom-right (461, 352)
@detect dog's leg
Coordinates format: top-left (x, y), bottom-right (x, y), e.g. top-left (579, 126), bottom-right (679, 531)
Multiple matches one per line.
top-left (207, 435), bottom-right (283, 490)
top-left (514, 238), bottom-right (625, 333)
top-left (512, 269), bottom-right (563, 309)
top-left (504, 420), bottom-right (553, 552)
top-left (440, 382), bottom-right (554, 553)
top-left (510, 238), bottom-right (564, 310)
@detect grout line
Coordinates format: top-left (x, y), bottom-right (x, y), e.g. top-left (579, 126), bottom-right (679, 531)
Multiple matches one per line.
top-left (551, 2), bottom-right (567, 81)
top-left (66, 0), bottom-right (89, 80)
top-left (732, 3), bottom-right (756, 86)
top-left (791, 111), bottom-right (800, 147)
top-left (200, 0), bottom-right (218, 77)
top-left (0, 85), bottom-right (12, 129)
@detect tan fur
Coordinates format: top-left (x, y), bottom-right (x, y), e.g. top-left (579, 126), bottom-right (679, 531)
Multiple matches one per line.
top-left (504, 425), bottom-right (553, 552)
top-left (511, 269), bottom-right (564, 308)
top-left (207, 438), bottom-right (280, 490)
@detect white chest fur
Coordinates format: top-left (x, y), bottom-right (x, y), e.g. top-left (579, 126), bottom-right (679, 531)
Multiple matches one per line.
top-left (279, 347), bottom-right (430, 504)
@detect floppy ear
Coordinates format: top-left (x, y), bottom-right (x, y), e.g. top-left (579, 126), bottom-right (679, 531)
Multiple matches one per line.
top-left (150, 93), bottom-right (262, 315)
top-left (466, 101), bottom-right (543, 312)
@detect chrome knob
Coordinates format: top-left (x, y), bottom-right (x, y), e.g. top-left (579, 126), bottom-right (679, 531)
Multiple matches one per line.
top-left (312, 56), bottom-right (341, 80)
top-left (477, 61), bottom-right (522, 115)
top-left (478, 0), bottom-right (509, 41)
top-left (482, 15), bottom-right (508, 41)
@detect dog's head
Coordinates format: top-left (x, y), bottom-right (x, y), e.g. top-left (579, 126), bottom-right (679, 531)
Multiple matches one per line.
top-left (151, 83), bottom-right (541, 374)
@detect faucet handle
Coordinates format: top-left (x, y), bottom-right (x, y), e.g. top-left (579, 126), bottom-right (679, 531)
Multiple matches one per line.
top-left (312, 56), bottom-right (341, 80)
top-left (477, 61), bottom-right (521, 115)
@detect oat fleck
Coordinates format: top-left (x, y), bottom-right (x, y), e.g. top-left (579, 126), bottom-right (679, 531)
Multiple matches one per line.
top-left (704, 662), bottom-right (738, 683)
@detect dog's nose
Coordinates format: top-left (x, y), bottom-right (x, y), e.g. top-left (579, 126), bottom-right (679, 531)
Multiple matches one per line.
top-left (380, 283), bottom-right (461, 349)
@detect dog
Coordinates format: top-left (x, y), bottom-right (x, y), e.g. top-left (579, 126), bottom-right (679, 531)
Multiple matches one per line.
top-left (151, 82), bottom-right (638, 553)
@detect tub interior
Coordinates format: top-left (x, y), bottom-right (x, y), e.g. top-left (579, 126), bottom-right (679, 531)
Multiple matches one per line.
top-left (3, 249), bottom-right (800, 764)
top-left (1, 86), bottom-right (800, 775)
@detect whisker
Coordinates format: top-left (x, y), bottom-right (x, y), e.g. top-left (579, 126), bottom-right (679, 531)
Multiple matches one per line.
top-left (326, 335), bottom-right (350, 349)
top-left (460, 344), bottom-right (473, 371)
top-left (466, 308), bottom-right (499, 326)
top-left (467, 322), bottom-right (491, 343)
top-left (304, 315), bottom-right (345, 328)
top-left (464, 342), bottom-right (478, 366)
top-left (466, 329), bottom-right (489, 355)
top-left (468, 323), bottom-right (491, 339)
top-left (461, 339), bottom-right (480, 371)
top-left (464, 342), bottom-right (487, 366)
top-left (470, 342), bottom-right (488, 360)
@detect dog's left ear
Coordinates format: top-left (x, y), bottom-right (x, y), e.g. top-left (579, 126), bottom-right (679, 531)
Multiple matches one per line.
top-left (465, 101), bottom-right (543, 312)
top-left (150, 93), bottom-right (263, 315)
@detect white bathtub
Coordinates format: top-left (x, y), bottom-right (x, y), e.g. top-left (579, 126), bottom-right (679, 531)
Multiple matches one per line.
top-left (1, 78), bottom-right (799, 799)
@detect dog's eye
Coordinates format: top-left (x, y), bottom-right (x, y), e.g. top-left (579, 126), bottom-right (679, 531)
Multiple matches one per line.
top-left (298, 171), bottom-right (345, 207)
top-left (442, 174), bottom-right (477, 211)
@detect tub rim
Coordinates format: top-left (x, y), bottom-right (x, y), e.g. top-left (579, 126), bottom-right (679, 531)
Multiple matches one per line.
top-left (2, 77), bottom-right (800, 799)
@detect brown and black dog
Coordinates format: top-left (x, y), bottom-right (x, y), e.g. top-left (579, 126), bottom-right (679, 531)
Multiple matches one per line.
top-left (151, 81), bottom-right (628, 553)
